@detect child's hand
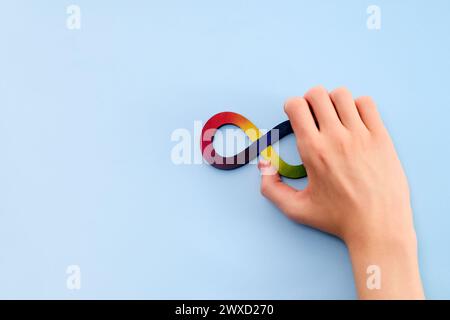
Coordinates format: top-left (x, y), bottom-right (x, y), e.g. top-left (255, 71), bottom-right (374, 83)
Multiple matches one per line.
top-left (258, 86), bottom-right (424, 299)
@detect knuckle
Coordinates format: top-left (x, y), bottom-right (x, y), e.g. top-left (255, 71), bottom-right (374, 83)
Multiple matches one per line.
top-left (298, 151), bottom-right (312, 165)
top-left (373, 125), bottom-right (390, 140)
top-left (300, 136), bottom-right (318, 151)
top-left (309, 141), bottom-right (327, 161)
top-left (314, 149), bottom-right (328, 167)
top-left (322, 124), bottom-right (347, 141)
top-left (335, 127), bottom-right (351, 142)
top-left (338, 136), bottom-right (354, 155)
top-left (332, 129), bottom-right (354, 153)
top-left (260, 183), bottom-right (270, 197)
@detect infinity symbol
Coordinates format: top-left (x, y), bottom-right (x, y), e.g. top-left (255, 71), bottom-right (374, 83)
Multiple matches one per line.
top-left (200, 112), bottom-right (306, 179)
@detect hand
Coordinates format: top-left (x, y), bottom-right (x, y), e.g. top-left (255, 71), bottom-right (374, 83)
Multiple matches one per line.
top-left (258, 86), bottom-right (424, 299)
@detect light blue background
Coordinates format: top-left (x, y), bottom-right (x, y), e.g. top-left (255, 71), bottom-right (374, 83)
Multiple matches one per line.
top-left (0, 0), bottom-right (449, 299)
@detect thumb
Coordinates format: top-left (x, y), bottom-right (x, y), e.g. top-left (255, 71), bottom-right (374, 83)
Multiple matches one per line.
top-left (258, 160), bottom-right (312, 224)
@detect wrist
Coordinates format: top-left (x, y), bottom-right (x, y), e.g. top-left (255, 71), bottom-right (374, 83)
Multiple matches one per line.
top-left (342, 206), bottom-right (424, 299)
top-left (343, 204), bottom-right (417, 254)
top-left (346, 230), bottom-right (423, 299)
top-left (346, 228), bottom-right (418, 256)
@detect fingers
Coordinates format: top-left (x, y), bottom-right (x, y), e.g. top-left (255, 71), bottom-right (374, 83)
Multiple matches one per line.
top-left (329, 87), bottom-right (365, 130)
top-left (355, 96), bottom-right (384, 132)
top-left (259, 160), bottom-right (297, 213)
top-left (284, 97), bottom-right (318, 163)
top-left (299, 86), bottom-right (382, 134)
top-left (284, 97), bottom-right (318, 145)
top-left (304, 86), bottom-right (341, 130)
top-left (258, 160), bottom-right (311, 224)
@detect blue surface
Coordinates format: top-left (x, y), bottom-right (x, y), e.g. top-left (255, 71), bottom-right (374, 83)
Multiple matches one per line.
top-left (0, 0), bottom-right (449, 299)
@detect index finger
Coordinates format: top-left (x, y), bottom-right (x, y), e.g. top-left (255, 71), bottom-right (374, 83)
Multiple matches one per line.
top-left (284, 97), bottom-right (319, 142)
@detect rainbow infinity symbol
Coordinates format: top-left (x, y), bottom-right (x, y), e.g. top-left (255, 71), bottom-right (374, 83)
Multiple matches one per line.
top-left (200, 112), bottom-right (306, 179)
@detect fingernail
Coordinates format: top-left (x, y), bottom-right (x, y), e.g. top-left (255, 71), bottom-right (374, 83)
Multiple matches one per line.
top-left (258, 159), bottom-right (277, 176)
top-left (259, 159), bottom-right (271, 167)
